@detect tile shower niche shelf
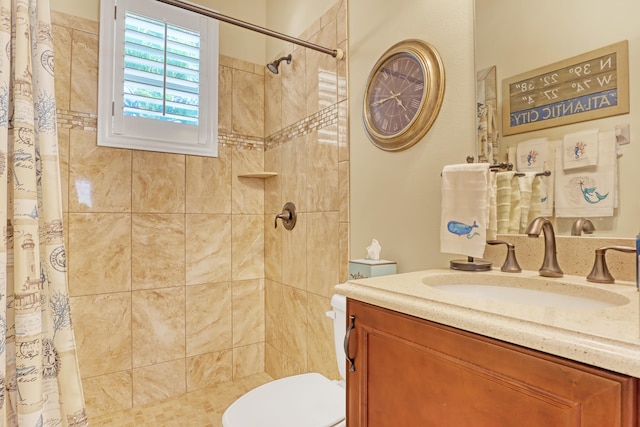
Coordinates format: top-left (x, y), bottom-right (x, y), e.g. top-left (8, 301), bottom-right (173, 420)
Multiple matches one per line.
top-left (237, 172), bottom-right (278, 178)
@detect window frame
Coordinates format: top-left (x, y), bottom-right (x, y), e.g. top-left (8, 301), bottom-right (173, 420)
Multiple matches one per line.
top-left (98, 0), bottom-right (219, 157)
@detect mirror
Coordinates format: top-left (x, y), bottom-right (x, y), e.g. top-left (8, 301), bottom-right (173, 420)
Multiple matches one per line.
top-left (474, 0), bottom-right (639, 238)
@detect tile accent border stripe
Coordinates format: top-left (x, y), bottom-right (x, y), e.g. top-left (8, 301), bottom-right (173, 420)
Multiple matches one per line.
top-left (265, 104), bottom-right (339, 151)
top-left (56, 103), bottom-right (339, 153)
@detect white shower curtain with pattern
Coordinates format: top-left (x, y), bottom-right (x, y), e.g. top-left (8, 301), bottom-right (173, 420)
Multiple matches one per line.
top-left (0, 0), bottom-right (88, 425)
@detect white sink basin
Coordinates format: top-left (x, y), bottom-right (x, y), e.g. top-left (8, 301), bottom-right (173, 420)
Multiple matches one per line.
top-left (422, 273), bottom-right (631, 309)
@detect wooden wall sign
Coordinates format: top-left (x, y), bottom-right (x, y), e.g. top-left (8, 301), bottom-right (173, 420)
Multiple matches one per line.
top-left (502, 40), bottom-right (629, 136)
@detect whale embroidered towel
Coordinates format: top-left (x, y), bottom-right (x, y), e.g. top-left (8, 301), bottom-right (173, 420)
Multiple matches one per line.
top-left (562, 129), bottom-right (599, 170)
top-left (555, 131), bottom-right (617, 217)
top-left (441, 163), bottom-right (490, 259)
top-left (496, 171), bottom-right (515, 234)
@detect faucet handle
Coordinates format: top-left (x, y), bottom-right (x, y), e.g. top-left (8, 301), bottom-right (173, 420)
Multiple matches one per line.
top-left (586, 245), bottom-right (635, 284)
top-left (571, 217), bottom-right (595, 236)
top-left (487, 240), bottom-right (522, 273)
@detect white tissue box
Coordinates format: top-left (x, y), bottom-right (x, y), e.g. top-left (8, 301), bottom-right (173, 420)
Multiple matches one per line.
top-left (349, 259), bottom-right (397, 279)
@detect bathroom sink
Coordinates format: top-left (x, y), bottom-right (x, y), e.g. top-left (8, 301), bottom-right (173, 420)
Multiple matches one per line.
top-left (423, 275), bottom-right (630, 309)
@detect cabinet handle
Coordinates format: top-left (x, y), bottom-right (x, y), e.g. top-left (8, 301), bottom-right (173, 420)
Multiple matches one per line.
top-left (344, 315), bottom-right (356, 372)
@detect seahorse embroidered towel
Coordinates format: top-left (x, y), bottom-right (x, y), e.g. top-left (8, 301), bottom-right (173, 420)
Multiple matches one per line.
top-left (562, 129), bottom-right (599, 170)
top-left (516, 137), bottom-right (549, 172)
top-left (555, 131), bottom-right (617, 217)
top-left (441, 163), bottom-right (490, 259)
top-left (516, 137), bottom-right (554, 216)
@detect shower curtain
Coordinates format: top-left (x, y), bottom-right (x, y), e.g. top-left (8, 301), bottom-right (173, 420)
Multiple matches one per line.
top-left (0, 0), bottom-right (88, 425)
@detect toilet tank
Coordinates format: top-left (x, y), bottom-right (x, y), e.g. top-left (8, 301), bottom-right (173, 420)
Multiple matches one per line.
top-left (329, 294), bottom-right (347, 380)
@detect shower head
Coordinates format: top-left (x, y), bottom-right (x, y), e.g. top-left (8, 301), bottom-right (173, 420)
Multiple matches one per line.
top-left (267, 54), bottom-right (292, 74)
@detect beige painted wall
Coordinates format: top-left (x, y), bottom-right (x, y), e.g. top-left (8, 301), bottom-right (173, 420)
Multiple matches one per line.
top-left (476, 0), bottom-right (640, 238)
top-left (50, 0), bottom-right (98, 20)
top-left (349, 0), bottom-right (476, 272)
top-left (50, 0), bottom-right (334, 65)
top-left (50, 0), bottom-right (268, 64)
top-left (264, 0), bottom-right (337, 59)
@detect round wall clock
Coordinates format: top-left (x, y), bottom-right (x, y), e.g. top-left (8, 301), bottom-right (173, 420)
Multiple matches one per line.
top-left (362, 39), bottom-right (445, 152)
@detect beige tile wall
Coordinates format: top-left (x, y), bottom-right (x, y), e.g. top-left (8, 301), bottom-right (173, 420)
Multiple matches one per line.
top-left (53, 10), bottom-right (274, 418)
top-left (53, 0), bottom-right (348, 418)
top-left (263, 0), bottom-right (349, 382)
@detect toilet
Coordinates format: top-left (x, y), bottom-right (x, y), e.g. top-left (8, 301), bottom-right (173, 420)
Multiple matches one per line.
top-left (222, 294), bottom-right (347, 427)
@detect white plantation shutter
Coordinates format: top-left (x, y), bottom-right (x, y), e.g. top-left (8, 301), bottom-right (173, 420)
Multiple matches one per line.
top-left (123, 13), bottom-right (200, 124)
top-left (98, 0), bottom-right (219, 157)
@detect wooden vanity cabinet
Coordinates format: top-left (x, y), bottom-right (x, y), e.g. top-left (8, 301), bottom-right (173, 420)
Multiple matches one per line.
top-left (346, 299), bottom-right (638, 427)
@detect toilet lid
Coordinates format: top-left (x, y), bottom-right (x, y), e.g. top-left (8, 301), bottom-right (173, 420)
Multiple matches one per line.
top-left (222, 373), bottom-right (345, 427)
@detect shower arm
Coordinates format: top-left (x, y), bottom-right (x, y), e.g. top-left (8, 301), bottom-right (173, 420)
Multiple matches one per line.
top-left (155, 0), bottom-right (345, 60)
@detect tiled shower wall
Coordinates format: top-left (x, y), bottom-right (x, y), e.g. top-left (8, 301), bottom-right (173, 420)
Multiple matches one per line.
top-left (263, 0), bottom-right (348, 381)
top-left (54, 11), bottom-right (266, 417)
top-left (51, 0), bottom-right (348, 419)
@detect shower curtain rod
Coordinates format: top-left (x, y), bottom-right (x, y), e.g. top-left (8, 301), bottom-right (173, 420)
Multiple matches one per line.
top-left (155, 0), bottom-right (345, 60)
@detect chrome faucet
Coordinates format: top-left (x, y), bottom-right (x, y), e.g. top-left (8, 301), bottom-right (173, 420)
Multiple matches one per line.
top-left (571, 217), bottom-right (595, 236)
top-left (525, 217), bottom-right (563, 278)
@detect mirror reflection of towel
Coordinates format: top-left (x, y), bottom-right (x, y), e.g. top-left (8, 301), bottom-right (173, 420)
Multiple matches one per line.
top-left (555, 131), bottom-right (617, 217)
top-left (508, 174), bottom-right (521, 234)
top-left (516, 137), bottom-right (554, 216)
top-left (487, 171), bottom-right (498, 240)
top-left (562, 129), bottom-right (598, 170)
top-left (517, 173), bottom-right (536, 233)
top-left (528, 175), bottom-right (544, 225)
top-left (496, 171), bottom-right (514, 234)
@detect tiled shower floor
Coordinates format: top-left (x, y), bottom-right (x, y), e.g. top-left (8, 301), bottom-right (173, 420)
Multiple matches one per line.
top-left (88, 373), bottom-right (273, 426)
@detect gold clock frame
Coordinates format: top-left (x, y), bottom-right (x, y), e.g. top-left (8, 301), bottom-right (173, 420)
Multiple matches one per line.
top-left (363, 39), bottom-right (446, 152)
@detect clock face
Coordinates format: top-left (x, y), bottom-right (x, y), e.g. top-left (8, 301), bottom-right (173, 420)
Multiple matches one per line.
top-left (362, 39), bottom-right (445, 152)
top-left (365, 53), bottom-right (426, 136)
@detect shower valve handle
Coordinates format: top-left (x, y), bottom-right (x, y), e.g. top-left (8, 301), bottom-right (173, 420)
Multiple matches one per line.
top-left (274, 202), bottom-right (297, 230)
top-left (274, 212), bottom-right (291, 227)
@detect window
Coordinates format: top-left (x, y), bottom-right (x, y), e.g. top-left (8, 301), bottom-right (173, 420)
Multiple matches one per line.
top-left (98, 0), bottom-right (219, 156)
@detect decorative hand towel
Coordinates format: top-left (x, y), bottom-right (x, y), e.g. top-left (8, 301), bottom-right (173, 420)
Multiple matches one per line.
top-left (562, 129), bottom-right (599, 170)
top-left (440, 163), bottom-right (490, 259)
top-left (496, 171), bottom-right (514, 234)
top-left (487, 170), bottom-right (498, 240)
top-left (508, 174), bottom-right (521, 234)
top-left (516, 137), bottom-right (549, 172)
top-left (515, 137), bottom-right (555, 216)
top-left (555, 131), bottom-right (617, 217)
top-left (517, 173), bottom-right (536, 233)
top-left (529, 174), bottom-right (544, 224)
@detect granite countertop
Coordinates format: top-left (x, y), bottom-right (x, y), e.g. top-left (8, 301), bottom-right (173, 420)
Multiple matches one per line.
top-left (334, 268), bottom-right (640, 377)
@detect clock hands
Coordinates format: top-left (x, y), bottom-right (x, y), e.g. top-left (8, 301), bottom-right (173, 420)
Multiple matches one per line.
top-left (372, 91), bottom-right (406, 109)
top-left (394, 94), bottom-right (408, 111)
top-left (372, 94), bottom-right (397, 106)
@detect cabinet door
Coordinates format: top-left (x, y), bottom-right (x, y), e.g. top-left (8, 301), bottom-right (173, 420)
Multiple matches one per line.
top-left (346, 299), bottom-right (638, 427)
